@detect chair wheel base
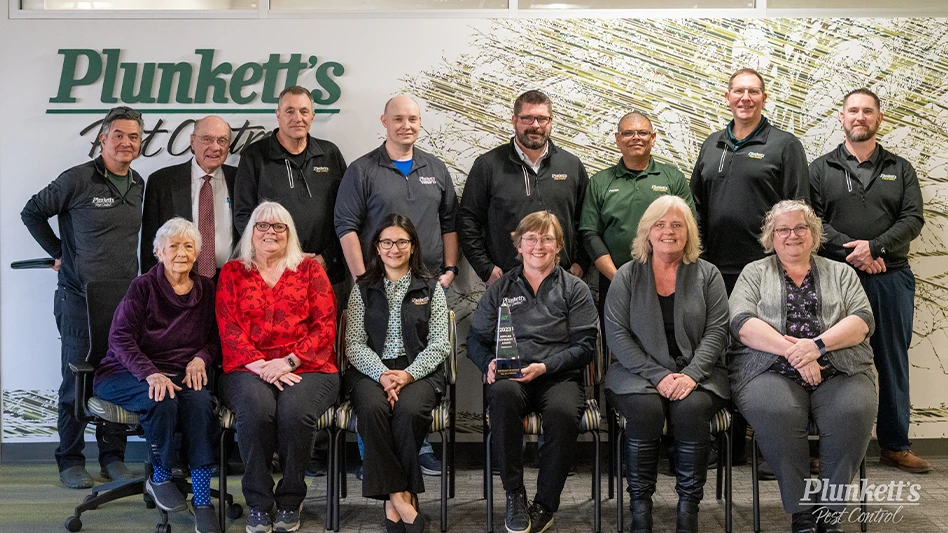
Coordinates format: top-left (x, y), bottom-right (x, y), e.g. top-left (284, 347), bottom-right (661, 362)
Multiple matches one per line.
top-left (155, 524), bottom-right (171, 533)
top-left (226, 503), bottom-right (243, 520)
top-left (65, 516), bottom-right (82, 532)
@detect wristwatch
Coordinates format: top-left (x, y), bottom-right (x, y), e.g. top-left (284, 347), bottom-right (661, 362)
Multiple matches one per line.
top-left (285, 356), bottom-right (297, 370)
top-left (443, 266), bottom-right (459, 275)
top-left (813, 337), bottom-right (827, 356)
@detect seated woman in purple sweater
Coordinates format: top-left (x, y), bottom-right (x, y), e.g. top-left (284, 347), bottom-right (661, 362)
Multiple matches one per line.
top-left (94, 217), bottom-right (220, 533)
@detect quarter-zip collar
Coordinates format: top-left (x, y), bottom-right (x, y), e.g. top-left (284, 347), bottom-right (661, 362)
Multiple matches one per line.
top-left (93, 155), bottom-right (139, 204)
top-left (375, 141), bottom-right (429, 176)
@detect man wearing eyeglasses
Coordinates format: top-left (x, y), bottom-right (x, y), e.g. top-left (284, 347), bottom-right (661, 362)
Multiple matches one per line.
top-left (141, 115), bottom-right (237, 276)
top-left (580, 112), bottom-right (694, 319)
top-left (233, 85), bottom-right (348, 288)
top-left (689, 68), bottom-right (809, 295)
top-left (458, 89), bottom-right (590, 287)
top-left (809, 88), bottom-right (928, 474)
top-left (335, 95), bottom-right (459, 287)
top-left (689, 68), bottom-right (809, 471)
top-left (21, 106), bottom-right (144, 489)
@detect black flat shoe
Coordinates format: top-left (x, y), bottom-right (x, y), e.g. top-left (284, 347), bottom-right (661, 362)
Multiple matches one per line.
top-left (791, 510), bottom-right (817, 533)
top-left (384, 501), bottom-right (406, 533)
top-left (404, 512), bottom-right (426, 533)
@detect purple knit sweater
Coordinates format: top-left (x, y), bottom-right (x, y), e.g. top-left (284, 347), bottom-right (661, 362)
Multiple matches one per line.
top-left (94, 263), bottom-right (219, 386)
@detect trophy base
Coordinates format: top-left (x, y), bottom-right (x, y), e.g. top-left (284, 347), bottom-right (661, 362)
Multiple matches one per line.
top-left (495, 358), bottom-right (523, 379)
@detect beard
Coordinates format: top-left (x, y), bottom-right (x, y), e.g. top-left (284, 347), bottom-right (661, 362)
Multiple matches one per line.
top-left (844, 122), bottom-right (879, 143)
top-left (516, 128), bottom-right (549, 150)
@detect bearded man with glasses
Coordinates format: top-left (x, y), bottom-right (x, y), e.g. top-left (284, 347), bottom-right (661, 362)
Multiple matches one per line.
top-left (141, 115), bottom-right (237, 278)
top-left (458, 89), bottom-right (590, 288)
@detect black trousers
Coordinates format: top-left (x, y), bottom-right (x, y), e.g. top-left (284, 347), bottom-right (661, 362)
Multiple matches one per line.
top-left (488, 372), bottom-right (584, 512)
top-left (349, 357), bottom-right (441, 499)
top-left (54, 286), bottom-right (127, 472)
top-left (221, 370), bottom-right (339, 511)
top-left (606, 388), bottom-right (725, 443)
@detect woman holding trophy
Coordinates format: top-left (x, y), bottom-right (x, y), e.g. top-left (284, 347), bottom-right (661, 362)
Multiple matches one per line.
top-left (467, 211), bottom-right (599, 533)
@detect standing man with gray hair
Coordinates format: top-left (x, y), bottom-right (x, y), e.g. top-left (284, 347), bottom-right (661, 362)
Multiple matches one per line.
top-left (458, 89), bottom-right (590, 287)
top-left (809, 88), bottom-right (929, 473)
top-left (21, 106), bottom-right (144, 488)
top-left (141, 115), bottom-right (237, 276)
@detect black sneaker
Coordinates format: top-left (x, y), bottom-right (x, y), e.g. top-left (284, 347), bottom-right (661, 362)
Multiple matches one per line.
top-left (418, 451), bottom-right (442, 476)
top-left (60, 466), bottom-right (94, 489)
top-left (145, 477), bottom-right (187, 512)
top-left (273, 505), bottom-right (301, 532)
top-left (246, 508), bottom-right (272, 533)
top-left (505, 489), bottom-right (530, 533)
top-left (193, 504), bottom-right (221, 533)
top-left (528, 502), bottom-right (553, 533)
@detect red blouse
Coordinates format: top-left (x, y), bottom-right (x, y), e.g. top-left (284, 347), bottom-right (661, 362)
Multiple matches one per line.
top-left (217, 258), bottom-right (338, 374)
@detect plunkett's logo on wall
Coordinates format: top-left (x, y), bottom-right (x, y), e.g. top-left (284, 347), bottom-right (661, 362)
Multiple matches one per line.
top-left (47, 49), bottom-right (345, 158)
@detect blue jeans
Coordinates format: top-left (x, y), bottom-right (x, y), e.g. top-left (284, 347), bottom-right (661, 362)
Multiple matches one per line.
top-left (858, 267), bottom-right (915, 451)
top-left (94, 370), bottom-right (216, 470)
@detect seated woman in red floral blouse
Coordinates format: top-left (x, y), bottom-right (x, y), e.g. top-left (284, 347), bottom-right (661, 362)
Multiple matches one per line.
top-left (216, 201), bottom-right (339, 533)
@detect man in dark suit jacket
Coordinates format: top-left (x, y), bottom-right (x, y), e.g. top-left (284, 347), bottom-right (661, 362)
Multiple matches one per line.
top-left (141, 115), bottom-right (237, 274)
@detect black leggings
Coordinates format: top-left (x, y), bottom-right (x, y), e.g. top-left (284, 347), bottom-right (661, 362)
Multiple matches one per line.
top-left (607, 388), bottom-right (725, 442)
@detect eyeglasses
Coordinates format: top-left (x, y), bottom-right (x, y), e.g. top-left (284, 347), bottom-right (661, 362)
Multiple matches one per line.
top-left (378, 239), bottom-right (412, 250)
top-left (522, 235), bottom-right (556, 247)
top-left (729, 87), bottom-right (764, 97)
top-left (618, 130), bottom-right (654, 139)
top-left (774, 225), bottom-right (809, 238)
top-left (516, 115), bottom-right (552, 126)
top-left (254, 222), bottom-right (288, 233)
top-left (195, 135), bottom-right (230, 147)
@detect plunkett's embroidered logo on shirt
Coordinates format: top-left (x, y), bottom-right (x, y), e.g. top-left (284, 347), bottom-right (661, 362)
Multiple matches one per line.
top-left (314, 166), bottom-right (330, 173)
top-left (607, 188), bottom-right (620, 194)
top-left (502, 295), bottom-right (526, 307)
top-left (552, 174), bottom-right (568, 180)
top-left (651, 185), bottom-right (669, 192)
top-left (91, 197), bottom-right (115, 208)
top-left (748, 152), bottom-right (765, 159)
top-left (411, 296), bottom-right (430, 305)
top-left (880, 174), bottom-right (897, 181)
top-left (418, 176), bottom-right (437, 185)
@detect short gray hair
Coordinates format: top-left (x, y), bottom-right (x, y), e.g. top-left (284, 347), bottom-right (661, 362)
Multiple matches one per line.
top-left (153, 217), bottom-right (202, 258)
top-left (759, 200), bottom-right (825, 255)
top-left (99, 106), bottom-right (144, 137)
top-left (234, 201), bottom-right (305, 271)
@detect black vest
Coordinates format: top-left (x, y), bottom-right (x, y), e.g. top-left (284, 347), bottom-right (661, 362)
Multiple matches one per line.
top-left (359, 276), bottom-right (443, 387)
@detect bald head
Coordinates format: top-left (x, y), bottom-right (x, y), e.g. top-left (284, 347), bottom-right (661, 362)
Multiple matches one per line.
top-left (382, 95), bottom-right (422, 152)
top-left (617, 112), bottom-right (652, 132)
top-left (191, 115), bottom-right (231, 174)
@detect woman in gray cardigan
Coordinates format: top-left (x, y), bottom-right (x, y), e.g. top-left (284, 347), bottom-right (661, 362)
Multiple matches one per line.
top-left (605, 196), bottom-right (729, 533)
top-left (730, 200), bottom-right (876, 533)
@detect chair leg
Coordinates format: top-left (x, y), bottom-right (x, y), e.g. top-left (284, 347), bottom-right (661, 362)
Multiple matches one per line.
top-left (486, 429), bottom-right (494, 533)
top-left (860, 455), bottom-right (867, 533)
top-left (325, 428), bottom-right (334, 532)
top-left (752, 435), bottom-right (760, 533)
top-left (219, 429), bottom-right (228, 531)
top-left (725, 428), bottom-right (733, 533)
top-left (608, 405), bottom-right (615, 500)
top-left (441, 431), bottom-right (448, 532)
top-left (332, 429), bottom-right (345, 532)
top-left (593, 431), bottom-right (601, 533)
top-left (449, 418), bottom-right (457, 499)
top-left (716, 432), bottom-right (724, 500)
top-left (616, 424), bottom-right (624, 533)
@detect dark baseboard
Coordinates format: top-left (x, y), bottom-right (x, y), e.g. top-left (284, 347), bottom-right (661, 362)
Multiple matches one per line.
top-left (4, 438), bottom-right (947, 465)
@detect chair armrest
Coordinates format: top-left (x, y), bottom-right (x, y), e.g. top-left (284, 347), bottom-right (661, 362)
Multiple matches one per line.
top-left (69, 361), bottom-right (94, 375)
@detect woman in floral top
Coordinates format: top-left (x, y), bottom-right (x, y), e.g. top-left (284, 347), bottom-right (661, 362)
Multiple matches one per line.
top-left (728, 200), bottom-right (876, 533)
top-left (217, 201), bottom-right (339, 533)
top-left (346, 213), bottom-right (449, 533)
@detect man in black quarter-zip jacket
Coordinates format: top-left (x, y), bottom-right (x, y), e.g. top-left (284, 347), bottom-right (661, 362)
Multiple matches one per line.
top-left (21, 106), bottom-right (144, 489)
top-left (810, 88), bottom-right (928, 475)
top-left (233, 85), bottom-right (347, 285)
top-left (457, 89), bottom-right (590, 286)
top-left (689, 68), bottom-right (809, 294)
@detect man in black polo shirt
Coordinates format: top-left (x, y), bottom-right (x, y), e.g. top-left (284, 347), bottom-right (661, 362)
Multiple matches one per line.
top-left (21, 106), bottom-right (143, 488)
top-left (689, 68), bottom-right (809, 469)
top-left (810, 88), bottom-right (928, 473)
top-left (458, 89), bottom-right (589, 286)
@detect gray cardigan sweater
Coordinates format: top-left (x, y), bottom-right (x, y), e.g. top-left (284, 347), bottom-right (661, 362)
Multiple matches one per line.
top-left (604, 257), bottom-right (730, 399)
top-left (728, 254), bottom-right (875, 394)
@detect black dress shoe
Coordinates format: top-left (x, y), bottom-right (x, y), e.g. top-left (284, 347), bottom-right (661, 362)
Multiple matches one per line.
top-left (791, 510), bottom-right (817, 533)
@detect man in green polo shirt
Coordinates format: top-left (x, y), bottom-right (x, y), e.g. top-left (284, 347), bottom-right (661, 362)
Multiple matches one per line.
top-left (580, 112), bottom-right (695, 318)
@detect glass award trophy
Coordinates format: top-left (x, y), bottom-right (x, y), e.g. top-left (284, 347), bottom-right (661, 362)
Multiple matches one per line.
top-left (494, 304), bottom-right (522, 379)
